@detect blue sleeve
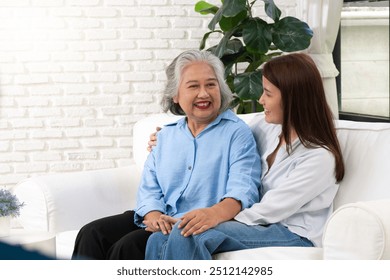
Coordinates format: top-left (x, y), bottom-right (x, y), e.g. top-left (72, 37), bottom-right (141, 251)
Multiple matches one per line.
top-left (134, 142), bottom-right (166, 227)
top-left (222, 123), bottom-right (262, 209)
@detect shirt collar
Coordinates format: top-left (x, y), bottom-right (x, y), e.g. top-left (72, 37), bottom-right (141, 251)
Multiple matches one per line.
top-left (165, 109), bottom-right (239, 129)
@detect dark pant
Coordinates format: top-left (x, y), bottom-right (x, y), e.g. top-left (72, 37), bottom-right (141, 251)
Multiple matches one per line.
top-left (72, 210), bottom-right (152, 260)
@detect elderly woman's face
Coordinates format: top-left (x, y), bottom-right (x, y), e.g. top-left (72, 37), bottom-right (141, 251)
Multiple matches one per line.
top-left (174, 62), bottom-right (221, 126)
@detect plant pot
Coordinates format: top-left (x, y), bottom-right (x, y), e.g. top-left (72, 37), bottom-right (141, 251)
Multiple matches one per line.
top-left (0, 216), bottom-right (11, 237)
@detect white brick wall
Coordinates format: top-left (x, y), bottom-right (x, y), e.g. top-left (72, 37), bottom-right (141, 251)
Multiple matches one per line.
top-left (0, 0), bottom-right (294, 187)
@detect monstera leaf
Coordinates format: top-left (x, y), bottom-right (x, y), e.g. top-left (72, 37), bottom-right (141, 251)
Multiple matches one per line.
top-left (272, 17), bottom-right (313, 52)
top-left (234, 71), bottom-right (263, 100)
top-left (194, 1), bottom-right (218, 15)
top-left (242, 18), bottom-right (272, 54)
top-left (196, 0), bottom-right (313, 112)
top-left (264, 0), bottom-right (282, 21)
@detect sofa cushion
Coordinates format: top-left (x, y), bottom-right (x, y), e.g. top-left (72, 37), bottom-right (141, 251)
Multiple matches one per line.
top-left (214, 246), bottom-right (322, 260)
top-left (334, 120), bottom-right (390, 208)
top-left (57, 229), bottom-right (323, 260)
top-left (323, 200), bottom-right (390, 259)
top-left (14, 166), bottom-right (139, 233)
top-left (56, 230), bottom-right (78, 260)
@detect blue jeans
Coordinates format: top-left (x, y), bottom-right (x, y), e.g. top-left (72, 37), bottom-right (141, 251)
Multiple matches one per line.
top-left (145, 221), bottom-right (313, 260)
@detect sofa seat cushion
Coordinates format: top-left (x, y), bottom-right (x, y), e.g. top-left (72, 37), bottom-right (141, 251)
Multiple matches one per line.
top-left (214, 246), bottom-right (322, 260)
top-left (57, 229), bottom-right (323, 260)
top-left (56, 230), bottom-right (79, 260)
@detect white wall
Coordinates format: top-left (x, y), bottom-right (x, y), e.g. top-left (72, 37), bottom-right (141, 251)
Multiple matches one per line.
top-left (340, 5), bottom-right (389, 117)
top-left (0, 0), bottom-right (297, 187)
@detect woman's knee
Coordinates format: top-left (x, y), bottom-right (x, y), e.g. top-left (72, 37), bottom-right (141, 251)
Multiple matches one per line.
top-left (147, 224), bottom-right (182, 249)
top-left (148, 231), bottom-right (168, 246)
top-left (169, 222), bottom-right (183, 237)
top-left (76, 222), bottom-right (97, 240)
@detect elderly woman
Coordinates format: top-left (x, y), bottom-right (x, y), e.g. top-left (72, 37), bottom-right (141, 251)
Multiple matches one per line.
top-left (71, 50), bottom-right (261, 260)
top-left (145, 53), bottom-right (345, 260)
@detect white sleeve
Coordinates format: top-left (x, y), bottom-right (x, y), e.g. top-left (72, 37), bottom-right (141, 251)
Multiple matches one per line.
top-left (235, 148), bottom-right (337, 225)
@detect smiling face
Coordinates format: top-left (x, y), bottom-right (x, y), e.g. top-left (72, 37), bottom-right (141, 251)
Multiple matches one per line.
top-left (259, 76), bottom-right (283, 124)
top-left (174, 62), bottom-right (221, 131)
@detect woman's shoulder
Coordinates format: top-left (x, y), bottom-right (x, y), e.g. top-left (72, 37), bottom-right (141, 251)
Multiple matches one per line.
top-left (248, 114), bottom-right (281, 147)
top-left (157, 117), bottom-right (186, 137)
top-left (219, 110), bottom-right (251, 130)
top-left (293, 143), bottom-right (335, 166)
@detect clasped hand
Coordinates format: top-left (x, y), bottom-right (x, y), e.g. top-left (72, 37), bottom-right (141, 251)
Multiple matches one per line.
top-left (143, 208), bottom-right (219, 237)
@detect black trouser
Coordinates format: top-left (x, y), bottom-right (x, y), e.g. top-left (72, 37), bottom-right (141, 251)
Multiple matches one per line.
top-left (72, 210), bottom-right (152, 260)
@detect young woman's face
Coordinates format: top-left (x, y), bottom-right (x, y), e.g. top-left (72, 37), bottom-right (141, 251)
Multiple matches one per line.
top-left (174, 62), bottom-right (221, 126)
top-left (259, 76), bottom-right (283, 124)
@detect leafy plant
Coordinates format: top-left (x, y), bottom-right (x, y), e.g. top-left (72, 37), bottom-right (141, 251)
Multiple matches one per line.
top-left (195, 0), bottom-right (313, 113)
top-left (0, 188), bottom-right (24, 218)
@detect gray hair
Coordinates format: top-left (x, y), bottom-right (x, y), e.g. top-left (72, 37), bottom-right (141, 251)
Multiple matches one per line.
top-left (161, 49), bottom-right (233, 115)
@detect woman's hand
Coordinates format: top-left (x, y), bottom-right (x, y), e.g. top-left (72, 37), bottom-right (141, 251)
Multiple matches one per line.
top-left (160, 215), bottom-right (180, 233)
top-left (147, 127), bottom-right (161, 152)
top-left (143, 211), bottom-right (174, 234)
top-left (178, 208), bottom-right (219, 237)
top-left (178, 198), bottom-right (241, 237)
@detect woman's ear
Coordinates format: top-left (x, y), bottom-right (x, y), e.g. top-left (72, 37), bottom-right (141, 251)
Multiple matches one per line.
top-left (173, 95), bottom-right (178, 103)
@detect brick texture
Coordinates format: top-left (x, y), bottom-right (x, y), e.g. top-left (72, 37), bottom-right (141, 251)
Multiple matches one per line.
top-left (0, 0), bottom-right (292, 187)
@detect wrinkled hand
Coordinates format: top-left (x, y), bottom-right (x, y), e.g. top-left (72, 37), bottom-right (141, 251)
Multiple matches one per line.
top-left (160, 215), bottom-right (180, 233)
top-left (143, 211), bottom-right (174, 234)
top-left (178, 208), bottom-right (220, 237)
top-left (147, 127), bottom-right (161, 152)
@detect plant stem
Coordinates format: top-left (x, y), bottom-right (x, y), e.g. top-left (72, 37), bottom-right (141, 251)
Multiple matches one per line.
top-left (247, 0), bottom-right (255, 18)
top-left (251, 100), bottom-right (257, 112)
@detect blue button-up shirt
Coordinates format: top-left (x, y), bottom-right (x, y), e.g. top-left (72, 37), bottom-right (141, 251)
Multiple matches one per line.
top-left (134, 110), bottom-right (261, 227)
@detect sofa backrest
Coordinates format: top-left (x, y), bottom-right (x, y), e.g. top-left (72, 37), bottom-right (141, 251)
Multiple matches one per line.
top-left (133, 113), bottom-right (390, 210)
top-left (333, 120), bottom-right (390, 209)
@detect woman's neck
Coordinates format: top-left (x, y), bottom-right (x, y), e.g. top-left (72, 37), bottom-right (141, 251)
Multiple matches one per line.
top-left (188, 124), bottom-right (207, 137)
top-left (186, 115), bottom-right (219, 137)
top-left (280, 129), bottom-right (298, 145)
top-left (187, 119), bottom-right (210, 137)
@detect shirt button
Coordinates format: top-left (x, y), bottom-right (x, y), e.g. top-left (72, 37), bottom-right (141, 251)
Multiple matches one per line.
top-left (188, 166), bottom-right (192, 170)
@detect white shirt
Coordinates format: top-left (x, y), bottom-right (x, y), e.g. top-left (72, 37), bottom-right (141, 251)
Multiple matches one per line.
top-left (235, 114), bottom-right (339, 247)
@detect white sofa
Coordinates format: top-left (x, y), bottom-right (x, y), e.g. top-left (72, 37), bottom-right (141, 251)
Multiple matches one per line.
top-left (12, 113), bottom-right (390, 260)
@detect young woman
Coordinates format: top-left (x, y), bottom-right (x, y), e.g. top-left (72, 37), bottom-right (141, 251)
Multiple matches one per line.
top-left (145, 52), bottom-right (345, 260)
top-left (71, 50), bottom-right (261, 260)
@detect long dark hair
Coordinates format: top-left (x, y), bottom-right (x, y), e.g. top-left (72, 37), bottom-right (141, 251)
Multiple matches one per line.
top-left (262, 53), bottom-right (344, 182)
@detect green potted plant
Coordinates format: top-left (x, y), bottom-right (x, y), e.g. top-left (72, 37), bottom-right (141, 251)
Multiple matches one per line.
top-left (195, 0), bottom-right (313, 113)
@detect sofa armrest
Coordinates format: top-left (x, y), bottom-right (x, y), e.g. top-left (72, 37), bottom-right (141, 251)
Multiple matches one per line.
top-left (322, 199), bottom-right (390, 259)
top-left (13, 165), bottom-right (140, 235)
